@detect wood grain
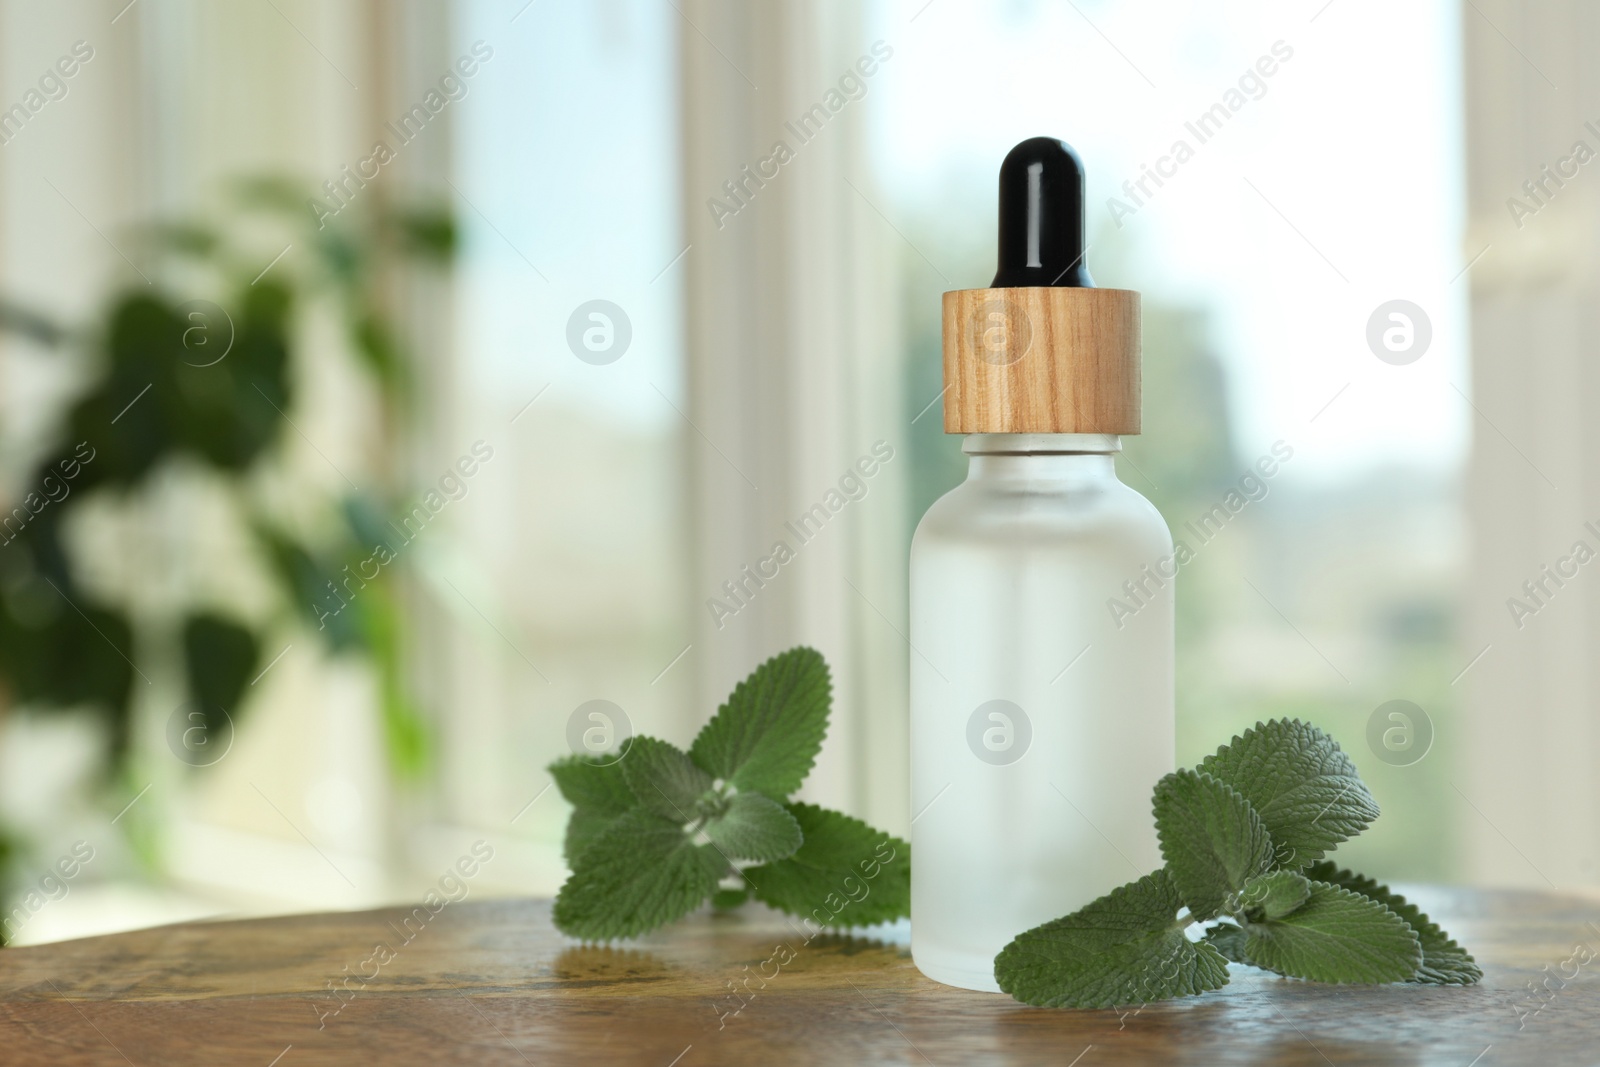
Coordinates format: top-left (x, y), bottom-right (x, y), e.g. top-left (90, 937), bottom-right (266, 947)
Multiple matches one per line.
top-left (1, 887), bottom-right (1598, 1065)
top-left (942, 287), bottom-right (1141, 435)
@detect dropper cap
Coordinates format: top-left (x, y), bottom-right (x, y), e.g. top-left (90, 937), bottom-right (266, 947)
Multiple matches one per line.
top-left (991, 137), bottom-right (1093, 288)
top-left (941, 136), bottom-right (1140, 434)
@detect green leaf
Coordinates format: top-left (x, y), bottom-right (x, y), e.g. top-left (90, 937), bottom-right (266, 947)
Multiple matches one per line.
top-left (351, 313), bottom-right (410, 402)
top-left (1203, 923), bottom-right (1250, 964)
top-left (548, 746), bottom-right (638, 864)
top-left (689, 647), bottom-right (830, 798)
top-left (704, 791), bottom-right (802, 862)
top-left (251, 525), bottom-right (361, 651)
top-left (391, 206), bottom-right (457, 261)
top-left (622, 736), bottom-right (714, 822)
top-left (1304, 863), bottom-right (1482, 985)
top-left (352, 582), bottom-right (432, 778)
top-left (552, 809), bottom-right (727, 940)
top-left (1241, 880), bottom-right (1422, 983)
top-left (181, 612), bottom-right (259, 736)
top-left (549, 747), bottom-right (635, 812)
top-left (564, 807), bottom-right (628, 865)
top-left (1152, 768), bottom-right (1273, 920)
top-left (743, 803), bottom-right (909, 927)
top-left (995, 869), bottom-right (1231, 1008)
top-left (1198, 719), bottom-right (1379, 868)
top-left (711, 886), bottom-right (749, 911)
top-left (1236, 869), bottom-right (1312, 921)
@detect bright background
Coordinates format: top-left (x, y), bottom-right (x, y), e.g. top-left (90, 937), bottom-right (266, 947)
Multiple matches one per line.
top-left (0, 0), bottom-right (1594, 944)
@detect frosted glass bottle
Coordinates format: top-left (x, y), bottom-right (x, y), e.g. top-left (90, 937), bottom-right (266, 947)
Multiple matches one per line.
top-left (909, 432), bottom-right (1174, 991)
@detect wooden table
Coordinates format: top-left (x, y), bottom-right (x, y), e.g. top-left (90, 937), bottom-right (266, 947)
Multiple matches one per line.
top-left (2, 887), bottom-right (1598, 1065)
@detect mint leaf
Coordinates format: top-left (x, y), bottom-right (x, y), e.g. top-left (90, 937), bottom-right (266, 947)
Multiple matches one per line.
top-left (989, 718), bottom-right (1477, 1008)
top-left (704, 791), bottom-right (802, 862)
top-left (743, 802), bottom-right (909, 927)
top-left (1152, 768), bottom-right (1273, 920)
top-left (689, 647), bottom-right (830, 798)
top-left (564, 807), bottom-right (627, 865)
top-left (711, 886), bottom-right (749, 911)
top-left (995, 869), bottom-right (1231, 1008)
top-left (1305, 863), bottom-right (1482, 985)
top-left (548, 747), bottom-right (637, 862)
top-left (549, 746), bottom-right (635, 811)
top-left (1237, 869), bottom-right (1312, 920)
top-left (552, 809), bottom-right (727, 940)
top-left (622, 736), bottom-right (713, 822)
top-left (1203, 922), bottom-right (1250, 964)
top-left (1241, 880), bottom-right (1421, 983)
top-left (1198, 719), bottom-right (1379, 868)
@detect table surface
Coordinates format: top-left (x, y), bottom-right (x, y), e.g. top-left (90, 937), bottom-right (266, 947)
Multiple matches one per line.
top-left (2, 886), bottom-right (1598, 1066)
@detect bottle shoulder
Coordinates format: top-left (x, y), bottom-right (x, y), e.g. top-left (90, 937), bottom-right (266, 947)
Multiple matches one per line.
top-left (912, 474), bottom-right (1173, 556)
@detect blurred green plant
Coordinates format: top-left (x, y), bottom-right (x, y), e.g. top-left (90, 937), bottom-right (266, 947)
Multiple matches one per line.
top-left (0, 177), bottom-right (453, 779)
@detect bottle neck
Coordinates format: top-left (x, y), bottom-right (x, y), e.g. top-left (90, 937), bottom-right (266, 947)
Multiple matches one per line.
top-left (962, 434), bottom-right (1123, 483)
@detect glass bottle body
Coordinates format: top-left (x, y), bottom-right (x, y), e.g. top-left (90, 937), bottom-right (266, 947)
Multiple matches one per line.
top-left (909, 434), bottom-right (1175, 991)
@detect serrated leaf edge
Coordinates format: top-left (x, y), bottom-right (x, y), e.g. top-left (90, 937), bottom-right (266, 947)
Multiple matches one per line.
top-left (1302, 863), bottom-right (1482, 985)
top-left (1152, 768), bottom-right (1273, 921)
top-left (1198, 717), bottom-right (1381, 870)
top-left (688, 646), bottom-right (832, 798)
top-left (1237, 880), bottom-right (1423, 985)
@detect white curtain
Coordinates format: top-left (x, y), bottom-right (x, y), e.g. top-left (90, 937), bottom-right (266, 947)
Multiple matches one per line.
top-left (1461, 0), bottom-right (1600, 889)
top-left (678, 0), bottom-right (908, 832)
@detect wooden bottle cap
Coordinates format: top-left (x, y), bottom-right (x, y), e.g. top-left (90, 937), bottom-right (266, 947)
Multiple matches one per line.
top-left (941, 286), bottom-right (1141, 434)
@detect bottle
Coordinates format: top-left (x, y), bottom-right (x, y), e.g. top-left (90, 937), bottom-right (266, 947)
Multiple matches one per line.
top-left (909, 137), bottom-right (1174, 992)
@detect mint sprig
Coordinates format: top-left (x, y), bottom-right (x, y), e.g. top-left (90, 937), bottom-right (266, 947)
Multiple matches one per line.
top-left (997, 718), bottom-right (1479, 1007)
top-left (549, 647), bottom-right (909, 940)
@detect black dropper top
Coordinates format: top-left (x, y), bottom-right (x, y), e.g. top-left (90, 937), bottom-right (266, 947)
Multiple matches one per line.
top-left (991, 137), bottom-right (1094, 288)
